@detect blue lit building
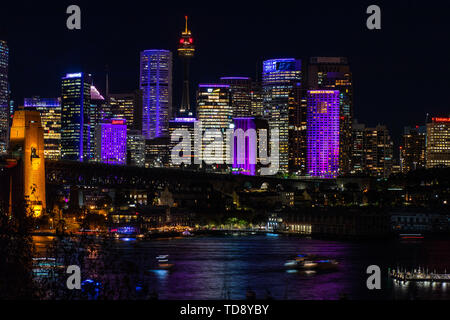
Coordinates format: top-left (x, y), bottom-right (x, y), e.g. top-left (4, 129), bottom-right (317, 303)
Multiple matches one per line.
top-left (0, 40), bottom-right (9, 154)
top-left (61, 72), bottom-right (92, 162)
top-left (140, 50), bottom-right (172, 139)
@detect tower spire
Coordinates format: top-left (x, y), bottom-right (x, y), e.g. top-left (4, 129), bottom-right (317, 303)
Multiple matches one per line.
top-left (185, 15), bottom-right (188, 34)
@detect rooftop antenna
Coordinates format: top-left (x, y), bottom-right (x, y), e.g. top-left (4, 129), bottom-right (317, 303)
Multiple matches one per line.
top-left (185, 15), bottom-right (188, 33)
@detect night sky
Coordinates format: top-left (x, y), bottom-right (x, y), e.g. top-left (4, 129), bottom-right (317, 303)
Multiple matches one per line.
top-left (1, 0), bottom-right (449, 149)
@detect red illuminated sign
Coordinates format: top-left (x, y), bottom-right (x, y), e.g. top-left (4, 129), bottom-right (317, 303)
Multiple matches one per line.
top-left (432, 117), bottom-right (450, 123)
top-left (111, 120), bottom-right (125, 125)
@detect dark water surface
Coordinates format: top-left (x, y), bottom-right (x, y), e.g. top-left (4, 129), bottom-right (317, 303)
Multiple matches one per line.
top-left (33, 234), bottom-right (450, 300)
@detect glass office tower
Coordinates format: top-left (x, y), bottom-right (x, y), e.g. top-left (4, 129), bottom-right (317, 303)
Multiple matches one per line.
top-left (24, 97), bottom-right (62, 160)
top-left (61, 72), bottom-right (92, 161)
top-left (140, 50), bottom-right (172, 139)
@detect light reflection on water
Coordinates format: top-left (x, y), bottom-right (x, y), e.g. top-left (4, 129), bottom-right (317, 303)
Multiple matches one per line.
top-left (32, 235), bottom-right (450, 300)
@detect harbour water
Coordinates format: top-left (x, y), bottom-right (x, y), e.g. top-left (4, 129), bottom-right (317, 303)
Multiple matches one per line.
top-left (32, 234), bottom-right (450, 300)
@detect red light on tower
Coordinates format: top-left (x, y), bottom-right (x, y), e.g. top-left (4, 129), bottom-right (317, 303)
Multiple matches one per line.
top-left (189, 38), bottom-right (193, 43)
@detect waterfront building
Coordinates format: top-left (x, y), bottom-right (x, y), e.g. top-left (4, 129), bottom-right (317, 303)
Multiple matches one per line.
top-left (24, 97), bottom-right (61, 160)
top-left (140, 49), bottom-right (172, 139)
top-left (426, 117), bottom-right (450, 168)
top-left (306, 90), bottom-right (340, 179)
top-left (61, 72), bottom-right (92, 161)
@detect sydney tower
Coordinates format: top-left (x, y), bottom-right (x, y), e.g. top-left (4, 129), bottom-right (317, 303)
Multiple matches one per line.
top-left (177, 16), bottom-right (195, 117)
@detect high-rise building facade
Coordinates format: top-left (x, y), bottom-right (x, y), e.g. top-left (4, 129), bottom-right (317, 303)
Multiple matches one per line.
top-left (168, 117), bottom-right (197, 168)
top-left (220, 77), bottom-right (252, 118)
top-left (400, 126), bottom-right (426, 173)
top-left (140, 50), bottom-right (172, 139)
top-left (308, 57), bottom-right (353, 175)
top-left (178, 16), bottom-right (195, 117)
top-left (363, 125), bottom-right (393, 178)
top-left (426, 117), bottom-right (450, 168)
top-left (24, 97), bottom-right (62, 160)
top-left (197, 84), bottom-right (232, 165)
top-left (109, 90), bottom-right (142, 132)
top-left (250, 81), bottom-right (264, 117)
top-left (127, 130), bottom-right (145, 167)
top-left (306, 90), bottom-right (340, 179)
top-left (232, 117), bottom-right (257, 176)
top-left (89, 85), bottom-right (106, 162)
top-left (351, 119), bottom-right (365, 174)
top-left (95, 118), bottom-right (127, 165)
top-left (61, 72), bottom-right (92, 161)
top-left (0, 40), bottom-right (9, 153)
top-left (262, 58), bottom-right (302, 174)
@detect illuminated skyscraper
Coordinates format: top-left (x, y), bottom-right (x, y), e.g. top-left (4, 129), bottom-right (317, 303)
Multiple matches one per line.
top-left (140, 50), bottom-right (172, 139)
top-left (250, 81), bottom-right (264, 117)
top-left (351, 119), bottom-right (365, 174)
top-left (363, 125), bottom-right (393, 177)
top-left (307, 90), bottom-right (340, 179)
top-left (89, 85), bottom-right (105, 162)
top-left (95, 119), bottom-right (127, 165)
top-left (178, 16), bottom-right (195, 117)
top-left (197, 84), bottom-right (232, 165)
top-left (262, 58), bottom-right (302, 174)
top-left (400, 125), bottom-right (426, 173)
top-left (61, 72), bottom-right (92, 161)
top-left (0, 40), bottom-right (9, 153)
top-left (109, 90), bottom-right (142, 132)
top-left (308, 57), bottom-right (353, 175)
top-left (168, 117), bottom-right (197, 168)
top-left (232, 117), bottom-right (257, 176)
top-left (220, 77), bottom-right (252, 117)
top-left (426, 117), bottom-right (450, 168)
top-left (127, 130), bottom-right (145, 167)
top-left (24, 97), bottom-right (62, 160)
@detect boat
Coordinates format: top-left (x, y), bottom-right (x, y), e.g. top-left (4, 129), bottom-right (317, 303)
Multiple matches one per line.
top-left (155, 255), bottom-right (174, 270)
top-left (284, 254), bottom-right (339, 271)
top-left (182, 230), bottom-right (193, 236)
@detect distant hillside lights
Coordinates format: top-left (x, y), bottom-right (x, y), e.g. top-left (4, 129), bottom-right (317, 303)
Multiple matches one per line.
top-left (170, 123), bottom-right (280, 176)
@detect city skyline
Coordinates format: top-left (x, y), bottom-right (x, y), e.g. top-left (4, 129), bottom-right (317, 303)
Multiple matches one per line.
top-left (2, 1), bottom-right (450, 148)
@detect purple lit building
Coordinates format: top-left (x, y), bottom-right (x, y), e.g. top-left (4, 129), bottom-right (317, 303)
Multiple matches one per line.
top-left (307, 90), bottom-right (340, 179)
top-left (232, 117), bottom-right (257, 176)
top-left (95, 119), bottom-right (127, 165)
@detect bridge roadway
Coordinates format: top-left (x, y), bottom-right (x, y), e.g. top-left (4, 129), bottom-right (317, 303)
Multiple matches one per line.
top-left (45, 160), bottom-right (331, 190)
